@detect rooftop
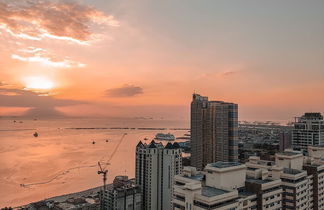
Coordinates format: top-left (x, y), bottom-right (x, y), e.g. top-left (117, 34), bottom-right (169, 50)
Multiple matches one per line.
top-left (247, 167), bottom-right (258, 171)
top-left (209, 162), bottom-right (241, 169)
top-left (29, 201), bottom-right (61, 210)
top-left (136, 140), bottom-right (181, 150)
top-left (184, 173), bottom-right (205, 181)
top-left (246, 178), bottom-right (275, 184)
top-left (201, 186), bottom-right (229, 197)
top-left (302, 112), bottom-right (323, 120)
top-left (283, 168), bottom-right (303, 175)
top-left (278, 151), bottom-right (302, 157)
top-left (238, 188), bottom-right (255, 197)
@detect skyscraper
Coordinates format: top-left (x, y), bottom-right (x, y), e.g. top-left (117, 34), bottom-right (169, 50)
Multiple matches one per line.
top-left (135, 140), bottom-right (182, 210)
top-left (191, 93), bottom-right (238, 170)
top-left (292, 112), bottom-right (324, 151)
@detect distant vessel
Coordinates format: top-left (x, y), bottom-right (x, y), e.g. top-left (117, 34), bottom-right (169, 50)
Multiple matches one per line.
top-left (155, 133), bottom-right (175, 141)
top-left (33, 132), bottom-right (39, 137)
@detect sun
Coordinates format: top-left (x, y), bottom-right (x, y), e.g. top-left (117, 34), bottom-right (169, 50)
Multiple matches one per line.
top-left (24, 76), bottom-right (55, 90)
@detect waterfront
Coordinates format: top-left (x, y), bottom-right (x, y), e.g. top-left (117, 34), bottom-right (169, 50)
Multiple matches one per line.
top-left (0, 118), bottom-right (188, 207)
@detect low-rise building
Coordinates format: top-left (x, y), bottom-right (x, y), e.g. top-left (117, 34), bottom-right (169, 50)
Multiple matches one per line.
top-left (173, 163), bottom-right (259, 210)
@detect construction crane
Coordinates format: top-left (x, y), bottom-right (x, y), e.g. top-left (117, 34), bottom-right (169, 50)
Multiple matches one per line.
top-left (97, 162), bottom-right (108, 191)
top-left (98, 132), bottom-right (127, 209)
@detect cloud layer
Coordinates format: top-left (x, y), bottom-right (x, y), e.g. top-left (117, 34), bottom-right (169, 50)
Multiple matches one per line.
top-left (0, 0), bottom-right (119, 69)
top-left (0, 0), bottom-right (119, 44)
top-left (105, 85), bottom-right (144, 97)
top-left (0, 88), bottom-right (84, 116)
top-left (12, 47), bottom-right (85, 68)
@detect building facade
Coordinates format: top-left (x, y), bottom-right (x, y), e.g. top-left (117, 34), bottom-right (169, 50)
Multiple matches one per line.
top-left (279, 131), bottom-right (292, 152)
top-left (292, 113), bottom-right (324, 151)
top-left (173, 162), bottom-right (266, 210)
top-left (245, 149), bottom-right (324, 210)
top-left (135, 140), bottom-right (182, 210)
top-left (191, 93), bottom-right (238, 170)
top-left (103, 176), bottom-right (141, 210)
top-left (173, 147), bottom-right (324, 210)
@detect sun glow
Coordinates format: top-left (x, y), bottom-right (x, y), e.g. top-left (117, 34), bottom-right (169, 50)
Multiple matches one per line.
top-left (24, 76), bottom-right (55, 90)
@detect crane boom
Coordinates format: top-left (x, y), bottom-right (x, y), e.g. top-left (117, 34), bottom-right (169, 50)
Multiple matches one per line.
top-left (98, 132), bottom-right (128, 209)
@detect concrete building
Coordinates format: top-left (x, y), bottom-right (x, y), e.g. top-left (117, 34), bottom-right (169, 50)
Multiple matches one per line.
top-left (173, 162), bottom-right (260, 210)
top-left (303, 146), bottom-right (324, 210)
top-left (279, 132), bottom-right (292, 152)
top-left (173, 147), bottom-right (324, 210)
top-left (245, 178), bottom-right (282, 210)
top-left (272, 151), bottom-right (312, 210)
top-left (103, 176), bottom-right (141, 210)
top-left (245, 150), bottom-right (318, 209)
top-left (292, 113), bottom-right (324, 151)
top-left (135, 140), bottom-right (182, 210)
top-left (191, 93), bottom-right (238, 170)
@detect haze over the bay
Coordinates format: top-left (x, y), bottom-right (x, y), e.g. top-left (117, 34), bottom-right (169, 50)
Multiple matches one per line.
top-left (1, 0), bottom-right (323, 121)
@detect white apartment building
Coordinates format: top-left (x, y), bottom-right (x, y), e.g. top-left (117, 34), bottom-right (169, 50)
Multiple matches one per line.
top-left (292, 113), bottom-right (324, 151)
top-left (173, 147), bottom-right (324, 210)
top-left (244, 148), bottom-right (324, 210)
top-left (136, 140), bottom-right (182, 210)
top-left (173, 162), bottom-right (264, 210)
top-left (303, 146), bottom-right (324, 210)
top-left (273, 151), bottom-right (312, 210)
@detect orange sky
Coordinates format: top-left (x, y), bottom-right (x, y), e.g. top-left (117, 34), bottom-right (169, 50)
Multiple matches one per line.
top-left (0, 0), bottom-right (323, 121)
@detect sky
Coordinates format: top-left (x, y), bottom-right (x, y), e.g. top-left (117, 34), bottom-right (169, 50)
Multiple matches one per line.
top-left (0, 0), bottom-right (323, 121)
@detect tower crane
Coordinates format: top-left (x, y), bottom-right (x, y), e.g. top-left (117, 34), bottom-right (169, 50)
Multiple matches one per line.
top-left (98, 132), bottom-right (127, 209)
top-left (97, 162), bottom-right (108, 191)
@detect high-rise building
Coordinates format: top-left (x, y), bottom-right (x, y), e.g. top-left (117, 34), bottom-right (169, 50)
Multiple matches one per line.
top-left (191, 93), bottom-right (238, 170)
top-left (135, 140), bottom-right (182, 210)
top-left (292, 113), bottom-right (324, 151)
top-left (279, 131), bottom-right (292, 152)
top-left (103, 176), bottom-right (142, 210)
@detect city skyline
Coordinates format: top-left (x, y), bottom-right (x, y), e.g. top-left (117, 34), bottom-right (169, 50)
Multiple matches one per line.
top-left (1, 0), bottom-right (324, 121)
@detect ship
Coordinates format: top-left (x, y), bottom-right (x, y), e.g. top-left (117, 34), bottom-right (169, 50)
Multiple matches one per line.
top-left (33, 132), bottom-right (38, 137)
top-left (155, 133), bottom-right (175, 141)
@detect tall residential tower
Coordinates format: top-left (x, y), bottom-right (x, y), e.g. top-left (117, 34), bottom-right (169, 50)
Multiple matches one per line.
top-left (191, 93), bottom-right (238, 170)
top-left (135, 140), bottom-right (182, 210)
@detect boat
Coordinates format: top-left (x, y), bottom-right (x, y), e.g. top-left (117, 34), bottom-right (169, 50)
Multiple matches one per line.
top-left (155, 133), bottom-right (175, 141)
top-left (33, 132), bottom-right (39, 137)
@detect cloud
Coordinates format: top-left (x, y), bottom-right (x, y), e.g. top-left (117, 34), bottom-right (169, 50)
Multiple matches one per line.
top-left (221, 70), bottom-right (241, 77)
top-left (0, 88), bottom-right (84, 117)
top-left (11, 47), bottom-right (85, 68)
top-left (105, 84), bottom-right (144, 97)
top-left (0, 0), bottom-right (119, 44)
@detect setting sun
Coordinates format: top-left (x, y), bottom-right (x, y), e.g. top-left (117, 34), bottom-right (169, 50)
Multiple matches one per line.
top-left (23, 76), bottom-right (55, 90)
